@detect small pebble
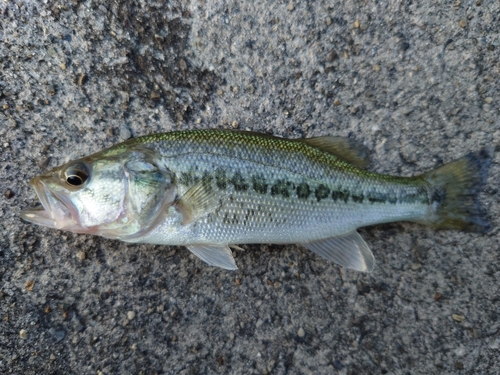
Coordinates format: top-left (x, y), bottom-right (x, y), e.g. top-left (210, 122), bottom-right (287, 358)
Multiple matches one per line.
top-left (25, 280), bottom-right (35, 291)
top-left (76, 251), bottom-right (86, 261)
top-left (452, 314), bottom-right (465, 322)
top-left (127, 311), bottom-right (136, 320)
top-left (246, 84), bottom-right (255, 94)
top-left (354, 19), bottom-right (360, 28)
top-left (179, 270), bottom-right (188, 278)
top-left (49, 327), bottom-right (67, 342)
top-left (77, 73), bottom-right (87, 86)
top-left (119, 127), bottom-right (131, 140)
top-left (458, 19), bottom-right (467, 28)
top-left (325, 17), bottom-right (332, 26)
top-left (334, 99), bottom-right (340, 106)
top-left (5, 189), bottom-right (14, 199)
top-left (20, 329), bottom-right (27, 339)
top-left (326, 50), bottom-right (338, 62)
top-left (50, 354), bottom-right (56, 361)
top-left (484, 97), bottom-right (493, 104)
top-left (287, 2), bottom-right (295, 11)
top-left (297, 327), bottom-right (305, 337)
top-left (411, 263), bottom-right (422, 271)
top-left (178, 58), bottom-right (187, 71)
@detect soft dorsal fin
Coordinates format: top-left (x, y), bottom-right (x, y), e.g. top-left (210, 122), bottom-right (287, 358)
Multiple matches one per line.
top-left (302, 231), bottom-right (375, 272)
top-left (298, 137), bottom-right (370, 169)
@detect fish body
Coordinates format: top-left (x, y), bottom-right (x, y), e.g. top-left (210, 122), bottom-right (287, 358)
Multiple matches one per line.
top-left (21, 130), bottom-right (490, 271)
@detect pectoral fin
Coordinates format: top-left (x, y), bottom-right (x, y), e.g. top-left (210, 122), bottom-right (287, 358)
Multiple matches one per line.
top-left (186, 244), bottom-right (238, 270)
top-left (175, 179), bottom-right (225, 225)
top-left (302, 231), bottom-right (374, 272)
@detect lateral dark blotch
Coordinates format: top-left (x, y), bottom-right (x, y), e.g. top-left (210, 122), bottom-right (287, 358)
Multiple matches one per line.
top-left (332, 189), bottom-right (350, 203)
top-left (271, 179), bottom-right (291, 198)
top-left (296, 183), bottom-right (311, 199)
top-left (352, 194), bottom-right (364, 203)
top-left (215, 168), bottom-right (228, 190)
top-left (398, 189), bottom-right (428, 204)
top-left (252, 175), bottom-right (268, 194)
top-left (232, 171), bottom-right (249, 192)
top-left (315, 184), bottom-right (331, 202)
top-left (367, 191), bottom-right (387, 204)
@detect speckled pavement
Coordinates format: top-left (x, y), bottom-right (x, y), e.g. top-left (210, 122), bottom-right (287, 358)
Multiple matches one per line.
top-left (1, 1), bottom-right (499, 374)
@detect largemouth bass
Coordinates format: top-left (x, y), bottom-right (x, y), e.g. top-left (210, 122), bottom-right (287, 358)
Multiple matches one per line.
top-left (21, 129), bottom-right (490, 272)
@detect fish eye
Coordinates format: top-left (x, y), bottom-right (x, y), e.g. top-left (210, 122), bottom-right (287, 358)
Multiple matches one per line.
top-left (64, 163), bottom-right (89, 188)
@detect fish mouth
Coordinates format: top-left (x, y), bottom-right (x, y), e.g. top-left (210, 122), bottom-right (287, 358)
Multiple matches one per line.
top-left (20, 177), bottom-right (78, 230)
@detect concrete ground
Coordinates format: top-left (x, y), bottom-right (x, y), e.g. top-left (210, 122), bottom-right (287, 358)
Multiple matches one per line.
top-left (1, 0), bottom-right (499, 374)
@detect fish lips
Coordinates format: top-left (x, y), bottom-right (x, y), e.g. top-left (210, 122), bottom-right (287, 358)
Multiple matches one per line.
top-left (21, 176), bottom-right (79, 230)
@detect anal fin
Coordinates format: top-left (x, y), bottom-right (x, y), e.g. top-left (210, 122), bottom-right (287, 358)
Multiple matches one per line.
top-left (186, 244), bottom-right (238, 270)
top-left (302, 231), bottom-right (374, 272)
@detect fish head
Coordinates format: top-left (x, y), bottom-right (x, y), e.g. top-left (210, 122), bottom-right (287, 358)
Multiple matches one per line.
top-left (21, 149), bottom-right (176, 238)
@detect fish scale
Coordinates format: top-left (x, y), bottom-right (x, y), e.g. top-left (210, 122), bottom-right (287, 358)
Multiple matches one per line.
top-left (21, 129), bottom-right (491, 272)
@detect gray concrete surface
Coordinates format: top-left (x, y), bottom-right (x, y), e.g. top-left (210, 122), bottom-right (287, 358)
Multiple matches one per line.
top-left (1, 0), bottom-right (499, 374)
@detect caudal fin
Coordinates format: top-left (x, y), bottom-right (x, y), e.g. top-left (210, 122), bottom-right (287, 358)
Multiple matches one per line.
top-left (421, 149), bottom-right (491, 232)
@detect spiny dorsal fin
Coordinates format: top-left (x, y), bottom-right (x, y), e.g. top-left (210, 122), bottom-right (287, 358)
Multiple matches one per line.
top-left (298, 137), bottom-right (370, 169)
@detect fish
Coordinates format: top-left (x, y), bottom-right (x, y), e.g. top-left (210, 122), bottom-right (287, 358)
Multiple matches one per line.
top-left (21, 129), bottom-right (491, 272)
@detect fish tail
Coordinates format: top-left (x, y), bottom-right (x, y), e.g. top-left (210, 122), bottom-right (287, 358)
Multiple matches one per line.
top-left (419, 149), bottom-right (492, 232)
